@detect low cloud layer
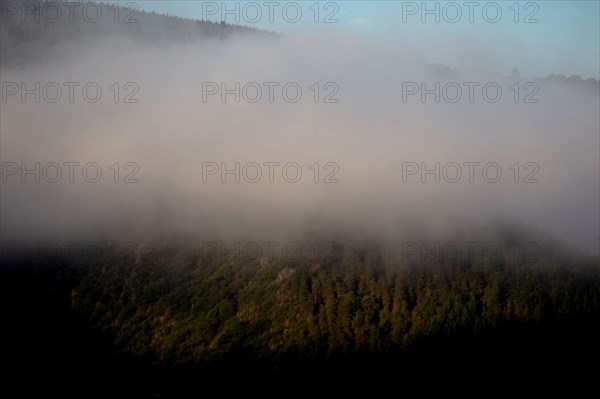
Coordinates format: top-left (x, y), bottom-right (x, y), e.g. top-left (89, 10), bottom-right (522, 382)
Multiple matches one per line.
top-left (1, 29), bottom-right (598, 255)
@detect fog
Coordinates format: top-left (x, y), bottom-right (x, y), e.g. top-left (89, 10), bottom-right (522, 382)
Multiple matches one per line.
top-left (1, 28), bottom-right (599, 256)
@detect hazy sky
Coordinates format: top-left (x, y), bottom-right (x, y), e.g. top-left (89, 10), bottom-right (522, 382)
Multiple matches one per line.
top-left (133, 0), bottom-right (600, 79)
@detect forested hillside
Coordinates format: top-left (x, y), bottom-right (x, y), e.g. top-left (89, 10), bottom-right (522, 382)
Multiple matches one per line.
top-left (75, 244), bottom-right (599, 363)
top-left (2, 235), bottom-right (599, 397)
top-left (0, 0), bottom-right (268, 68)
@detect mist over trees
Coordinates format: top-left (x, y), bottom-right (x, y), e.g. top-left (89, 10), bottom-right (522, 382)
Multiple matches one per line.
top-left (0, 0), bottom-right (269, 69)
top-left (1, 1), bottom-right (599, 397)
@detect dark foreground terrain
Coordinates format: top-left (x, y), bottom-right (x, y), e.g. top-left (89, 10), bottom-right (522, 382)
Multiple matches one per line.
top-left (1, 236), bottom-right (599, 397)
